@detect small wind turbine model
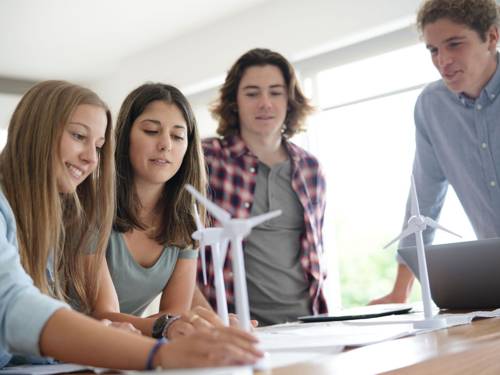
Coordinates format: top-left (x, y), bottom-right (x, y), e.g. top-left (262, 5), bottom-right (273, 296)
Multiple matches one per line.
top-left (186, 184), bottom-right (281, 331)
top-left (384, 175), bottom-right (461, 329)
top-left (191, 203), bottom-right (230, 325)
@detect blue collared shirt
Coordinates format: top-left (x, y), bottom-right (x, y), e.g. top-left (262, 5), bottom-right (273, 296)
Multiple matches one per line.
top-left (0, 191), bottom-right (67, 367)
top-left (400, 54), bottom-right (500, 248)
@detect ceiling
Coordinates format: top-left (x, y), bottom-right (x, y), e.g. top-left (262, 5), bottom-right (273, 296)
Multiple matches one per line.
top-left (0, 0), bottom-right (267, 83)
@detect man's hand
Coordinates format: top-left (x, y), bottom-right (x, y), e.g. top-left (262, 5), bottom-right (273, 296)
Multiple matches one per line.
top-left (368, 291), bottom-right (408, 305)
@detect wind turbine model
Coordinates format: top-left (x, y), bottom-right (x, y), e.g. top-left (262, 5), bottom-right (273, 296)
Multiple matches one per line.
top-left (186, 184), bottom-right (281, 331)
top-left (384, 175), bottom-right (461, 329)
top-left (191, 203), bottom-right (230, 326)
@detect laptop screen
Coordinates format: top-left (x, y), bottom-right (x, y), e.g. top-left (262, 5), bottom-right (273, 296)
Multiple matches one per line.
top-left (398, 238), bottom-right (500, 309)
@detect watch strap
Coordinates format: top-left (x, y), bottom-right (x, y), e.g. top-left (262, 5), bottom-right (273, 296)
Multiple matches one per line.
top-left (162, 315), bottom-right (181, 339)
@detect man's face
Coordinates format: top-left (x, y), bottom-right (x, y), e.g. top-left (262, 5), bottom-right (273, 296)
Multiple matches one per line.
top-left (423, 18), bottom-right (499, 98)
top-left (236, 64), bottom-right (288, 141)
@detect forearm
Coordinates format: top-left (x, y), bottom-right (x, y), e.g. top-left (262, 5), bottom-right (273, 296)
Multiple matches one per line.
top-left (40, 309), bottom-right (155, 369)
top-left (392, 263), bottom-right (415, 300)
top-left (191, 285), bottom-right (214, 311)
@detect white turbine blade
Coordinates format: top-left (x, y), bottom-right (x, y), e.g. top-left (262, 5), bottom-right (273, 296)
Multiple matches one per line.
top-left (423, 217), bottom-right (462, 238)
top-left (246, 210), bottom-right (282, 228)
top-left (200, 242), bottom-right (207, 285)
top-left (185, 184), bottom-right (231, 223)
top-left (193, 203), bottom-right (204, 230)
top-left (384, 226), bottom-right (418, 249)
top-left (410, 175), bottom-right (421, 216)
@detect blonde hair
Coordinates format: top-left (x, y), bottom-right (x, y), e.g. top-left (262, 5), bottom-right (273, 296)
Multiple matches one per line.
top-left (0, 80), bottom-right (115, 312)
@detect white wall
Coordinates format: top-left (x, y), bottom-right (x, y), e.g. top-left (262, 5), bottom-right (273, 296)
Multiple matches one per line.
top-left (92, 0), bottom-right (421, 119)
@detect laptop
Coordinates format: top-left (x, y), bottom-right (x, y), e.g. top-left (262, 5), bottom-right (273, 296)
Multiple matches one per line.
top-left (398, 238), bottom-right (500, 310)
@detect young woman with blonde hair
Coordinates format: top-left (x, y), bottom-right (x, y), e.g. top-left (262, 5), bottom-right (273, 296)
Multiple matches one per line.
top-left (0, 80), bottom-right (261, 370)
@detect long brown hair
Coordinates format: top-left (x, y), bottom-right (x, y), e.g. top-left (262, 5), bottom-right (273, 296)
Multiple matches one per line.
top-left (114, 83), bottom-right (206, 247)
top-left (0, 80), bottom-right (115, 313)
top-left (212, 48), bottom-right (314, 138)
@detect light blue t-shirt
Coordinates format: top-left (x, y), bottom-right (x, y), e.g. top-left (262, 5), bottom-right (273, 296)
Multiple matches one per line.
top-left (0, 191), bottom-right (67, 368)
top-left (106, 230), bottom-right (198, 316)
top-left (400, 54), bottom-right (500, 248)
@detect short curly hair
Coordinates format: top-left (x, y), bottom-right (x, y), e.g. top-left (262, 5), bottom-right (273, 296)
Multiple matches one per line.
top-left (417, 0), bottom-right (500, 41)
top-left (212, 48), bottom-right (314, 138)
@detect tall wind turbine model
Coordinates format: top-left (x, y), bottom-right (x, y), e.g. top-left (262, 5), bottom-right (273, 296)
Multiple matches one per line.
top-left (385, 175), bottom-right (461, 329)
top-left (191, 204), bottom-right (230, 325)
top-left (186, 184), bottom-right (281, 331)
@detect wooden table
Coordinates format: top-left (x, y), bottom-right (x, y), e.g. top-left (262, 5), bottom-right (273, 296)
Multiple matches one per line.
top-left (266, 316), bottom-right (500, 374)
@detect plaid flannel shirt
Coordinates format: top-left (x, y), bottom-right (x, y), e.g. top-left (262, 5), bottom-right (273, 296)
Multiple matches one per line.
top-left (198, 134), bottom-right (328, 315)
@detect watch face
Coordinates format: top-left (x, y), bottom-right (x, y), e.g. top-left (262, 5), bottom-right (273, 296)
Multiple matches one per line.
top-left (152, 314), bottom-right (169, 338)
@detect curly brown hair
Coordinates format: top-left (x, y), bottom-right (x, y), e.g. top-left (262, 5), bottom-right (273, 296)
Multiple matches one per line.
top-left (212, 48), bottom-right (314, 138)
top-left (417, 0), bottom-right (500, 41)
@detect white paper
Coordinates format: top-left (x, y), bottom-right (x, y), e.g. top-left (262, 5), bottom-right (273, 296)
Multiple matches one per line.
top-left (0, 363), bottom-right (95, 375)
top-left (126, 366), bottom-right (252, 375)
top-left (264, 347), bottom-right (343, 369)
top-left (256, 321), bottom-right (415, 350)
top-left (344, 308), bottom-right (500, 330)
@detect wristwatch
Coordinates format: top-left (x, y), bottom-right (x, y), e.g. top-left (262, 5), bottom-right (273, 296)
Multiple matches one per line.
top-left (152, 314), bottom-right (180, 339)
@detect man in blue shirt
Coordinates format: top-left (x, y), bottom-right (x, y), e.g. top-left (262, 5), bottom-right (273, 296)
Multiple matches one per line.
top-left (371, 0), bottom-right (500, 304)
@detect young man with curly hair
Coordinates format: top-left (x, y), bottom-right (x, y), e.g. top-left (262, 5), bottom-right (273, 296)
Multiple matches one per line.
top-left (371, 0), bottom-right (500, 305)
top-left (197, 48), bottom-right (327, 325)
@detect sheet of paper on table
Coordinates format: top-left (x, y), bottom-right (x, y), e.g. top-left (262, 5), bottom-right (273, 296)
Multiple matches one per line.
top-left (256, 320), bottom-right (416, 350)
top-left (0, 363), bottom-right (101, 375)
top-left (126, 366), bottom-right (252, 375)
top-left (343, 307), bottom-right (500, 330)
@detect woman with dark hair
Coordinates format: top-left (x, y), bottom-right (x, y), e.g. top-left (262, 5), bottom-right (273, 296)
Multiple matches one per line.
top-left (199, 48), bottom-right (328, 326)
top-left (92, 83), bottom-right (226, 339)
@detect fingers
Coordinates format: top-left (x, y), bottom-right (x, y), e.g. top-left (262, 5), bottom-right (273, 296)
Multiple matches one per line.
top-left (166, 318), bottom-right (195, 339)
top-left (200, 328), bottom-right (263, 366)
top-left (228, 313), bottom-right (259, 330)
top-left (191, 306), bottom-right (223, 327)
top-left (159, 328), bottom-right (263, 369)
top-left (228, 313), bottom-right (239, 328)
top-left (185, 310), bottom-right (213, 331)
top-left (167, 309), bottom-right (214, 339)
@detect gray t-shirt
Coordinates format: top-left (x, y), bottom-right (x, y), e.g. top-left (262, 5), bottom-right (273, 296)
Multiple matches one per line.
top-left (244, 160), bottom-right (310, 326)
top-left (106, 230), bottom-right (198, 316)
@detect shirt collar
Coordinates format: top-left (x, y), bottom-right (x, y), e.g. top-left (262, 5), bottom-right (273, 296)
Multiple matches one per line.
top-left (223, 133), bottom-right (254, 159)
top-left (224, 133), bottom-right (296, 161)
top-left (457, 52), bottom-right (500, 106)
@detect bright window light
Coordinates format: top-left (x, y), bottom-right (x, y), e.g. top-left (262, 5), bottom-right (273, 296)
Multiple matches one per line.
top-left (317, 44), bottom-right (440, 109)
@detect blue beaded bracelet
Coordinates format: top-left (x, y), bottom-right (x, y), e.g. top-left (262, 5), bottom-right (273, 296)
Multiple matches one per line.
top-left (146, 338), bottom-right (167, 370)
